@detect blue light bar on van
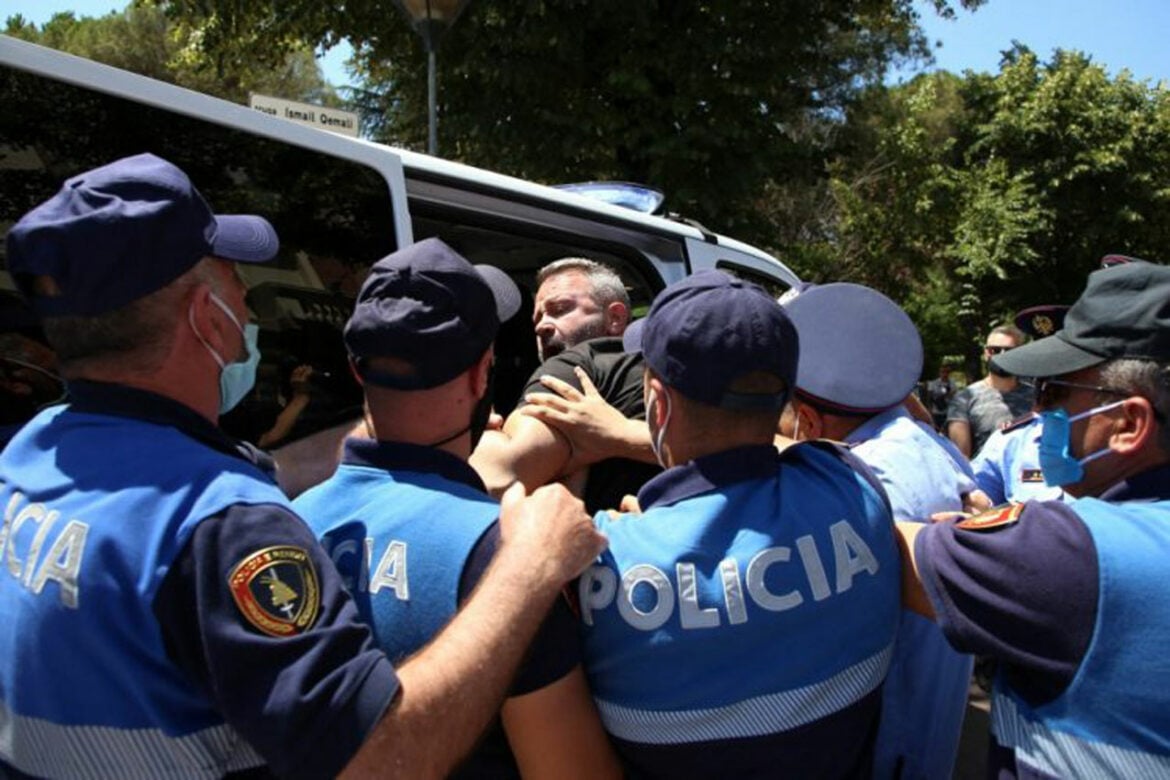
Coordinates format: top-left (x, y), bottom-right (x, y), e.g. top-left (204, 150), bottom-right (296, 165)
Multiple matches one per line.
top-left (554, 181), bottom-right (665, 215)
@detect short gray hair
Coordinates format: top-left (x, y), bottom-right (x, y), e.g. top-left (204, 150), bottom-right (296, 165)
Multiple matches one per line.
top-left (1098, 358), bottom-right (1170, 453)
top-left (42, 260), bottom-right (212, 375)
top-left (537, 258), bottom-right (630, 309)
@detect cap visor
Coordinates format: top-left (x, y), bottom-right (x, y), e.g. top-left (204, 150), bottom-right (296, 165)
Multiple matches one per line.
top-left (212, 215), bottom-right (279, 264)
top-left (474, 264), bottom-right (522, 322)
top-left (993, 334), bottom-right (1106, 378)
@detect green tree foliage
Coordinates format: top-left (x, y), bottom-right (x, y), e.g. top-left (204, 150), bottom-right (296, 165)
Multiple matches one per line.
top-left (4, 4), bottom-right (334, 105)
top-left (157, 0), bottom-right (980, 242)
top-left (823, 47), bottom-right (1170, 371)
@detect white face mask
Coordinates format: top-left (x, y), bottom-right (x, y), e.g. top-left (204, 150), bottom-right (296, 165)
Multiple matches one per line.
top-left (647, 388), bottom-right (672, 468)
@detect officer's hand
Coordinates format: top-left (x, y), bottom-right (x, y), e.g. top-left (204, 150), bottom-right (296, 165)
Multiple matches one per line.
top-left (520, 368), bottom-right (642, 470)
top-left (499, 482), bottom-right (607, 584)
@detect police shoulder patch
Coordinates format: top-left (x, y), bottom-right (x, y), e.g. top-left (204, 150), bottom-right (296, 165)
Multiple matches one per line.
top-left (956, 503), bottom-right (1024, 532)
top-left (228, 546), bottom-right (321, 637)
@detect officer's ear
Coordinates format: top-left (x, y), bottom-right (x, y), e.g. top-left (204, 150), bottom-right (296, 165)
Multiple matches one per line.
top-left (795, 401), bottom-right (824, 441)
top-left (645, 374), bottom-right (668, 427)
top-left (187, 279), bottom-right (232, 357)
top-left (470, 348), bottom-right (493, 398)
top-left (1109, 395), bottom-right (1160, 455)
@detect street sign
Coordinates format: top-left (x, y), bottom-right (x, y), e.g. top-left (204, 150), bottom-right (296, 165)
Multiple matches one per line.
top-left (249, 94), bottom-right (359, 138)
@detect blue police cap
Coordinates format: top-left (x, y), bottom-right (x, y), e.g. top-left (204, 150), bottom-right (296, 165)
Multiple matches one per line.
top-left (783, 282), bottom-right (923, 413)
top-left (345, 238), bottom-right (518, 390)
top-left (621, 317), bottom-right (645, 353)
top-left (641, 270), bottom-right (796, 410)
top-left (6, 153), bottom-right (278, 317)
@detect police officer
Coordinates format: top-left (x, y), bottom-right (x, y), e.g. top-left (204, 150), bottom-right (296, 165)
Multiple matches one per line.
top-left (577, 271), bottom-right (901, 777)
top-left (782, 283), bottom-right (976, 780)
top-left (970, 305), bottom-right (1071, 505)
top-left (293, 239), bottom-right (620, 778)
top-left (899, 260), bottom-right (1170, 776)
top-left (0, 153), bottom-right (605, 778)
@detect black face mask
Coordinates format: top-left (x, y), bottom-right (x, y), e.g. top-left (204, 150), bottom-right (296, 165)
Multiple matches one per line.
top-left (429, 362), bottom-right (496, 451)
top-left (988, 362), bottom-right (1014, 378)
top-left (469, 362), bottom-right (496, 450)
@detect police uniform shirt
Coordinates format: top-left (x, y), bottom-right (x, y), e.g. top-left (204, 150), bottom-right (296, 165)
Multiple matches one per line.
top-left (518, 336), bottom-right (661, 512)
top-left (0, 381), bottom-right (398, 780)
top-left (847, 406), bottom-right (974, 521)
top-left (845, 406), bottom-right (976, 780)
top-left (915, 462), bottom-right (1170, 778)
top-left (580, 442), bottom-right (900, 779)
top-left (946, 380), bottom-right (1035, 456)
top-left (296, 438), bottom-right (581, 779)
top-left (971, 416), bottom-right (1065, 505)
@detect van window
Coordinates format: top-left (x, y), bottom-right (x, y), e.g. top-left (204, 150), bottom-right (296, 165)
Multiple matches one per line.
top-left (1, 65), bottom-right (396, 446)
top-left (716, 260), bottom-right (791, 300)
top-left (1, 60), bottom-right (674, 448)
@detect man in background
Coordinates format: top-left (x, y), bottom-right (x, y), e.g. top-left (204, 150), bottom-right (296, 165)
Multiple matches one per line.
top-left (946, 324), bottom-right (1034, 457)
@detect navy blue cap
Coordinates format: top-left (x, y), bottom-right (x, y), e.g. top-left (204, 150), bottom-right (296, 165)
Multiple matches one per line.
top-left (622, 317), bottom-right (645, 353)
top-left (783, 282), bottom-right (923, 413)
top-left (6, 153), bottom-right (278, 317)
top-left (472, 263), bottom-right (522, 322)
top-left (641, 270), bottom-right (796, 410)
top-left (345, 238), bottom-right (515, 390)
top-left (994, 261), bottom-right (1170, 379)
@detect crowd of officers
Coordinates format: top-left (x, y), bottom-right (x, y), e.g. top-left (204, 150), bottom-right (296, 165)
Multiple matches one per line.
top-left (1, 153), bottom-right (1169, 780)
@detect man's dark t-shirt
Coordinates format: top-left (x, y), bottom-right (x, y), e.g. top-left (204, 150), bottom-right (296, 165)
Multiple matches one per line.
top-left (519, 337), bottom-right (660, 513)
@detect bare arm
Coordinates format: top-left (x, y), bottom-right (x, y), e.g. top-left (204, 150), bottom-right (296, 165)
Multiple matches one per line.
top-left (946, 420), bottom-right (973, 458)
top-left (501, 666), bottom-right (622, 780)
top-left (894, 521), bottom-right (935, 621)
top-left (519, 367), bottom-right (656, 471)
top-left (470, 409), bottom-right (574, 498)
top-left (339, 483), bottom-right (607, 779)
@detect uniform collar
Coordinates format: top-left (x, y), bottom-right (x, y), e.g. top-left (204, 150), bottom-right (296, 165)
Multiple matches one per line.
top-left (637, 444), bottom-right (781, 510)
top-left (844, 405), bottom-right (907, 444)
top-left (66, 379), bottom-right (249, 461)
top-left (343, 437), bottom-right (486, 493)
top-left (1099, 462), bottom-right (1170, 503)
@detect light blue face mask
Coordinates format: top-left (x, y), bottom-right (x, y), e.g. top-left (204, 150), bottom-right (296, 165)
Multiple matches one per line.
top-left (1038, 400), bottom-right (1125, 487)
top-left (189, 293), bottom-right (261, 415)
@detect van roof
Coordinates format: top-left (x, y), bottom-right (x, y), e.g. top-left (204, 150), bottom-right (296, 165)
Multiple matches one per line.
top-left (0, 34), bottom-right (784, 268)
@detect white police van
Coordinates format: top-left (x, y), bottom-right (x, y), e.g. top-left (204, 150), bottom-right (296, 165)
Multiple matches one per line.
top-left (0, 35), bottom-right (797, 453)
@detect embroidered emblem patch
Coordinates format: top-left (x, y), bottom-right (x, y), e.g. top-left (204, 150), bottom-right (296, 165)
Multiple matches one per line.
top-left (1020, 468), bottom-right (1044, 483)
top-left (229, 546), bottom-right (320, 637)
top-left (956, 503), bottom-right (1024, 532)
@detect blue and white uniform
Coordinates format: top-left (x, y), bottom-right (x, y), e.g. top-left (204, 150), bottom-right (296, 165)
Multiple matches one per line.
top-left (294, 438), bottom-right (581, 778)
top-left (917, 462), bottom-right (1170, 778)
top-left (971, 416), bottom-right (1065, 504)
top-left (846, 406), bottom-right (976, 780)
top-left (0, 381), bottom-right (398, 780)
top-left (579, 442), bottom-right (900, 778)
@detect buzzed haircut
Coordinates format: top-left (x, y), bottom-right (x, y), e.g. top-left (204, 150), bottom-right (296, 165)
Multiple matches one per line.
top-left (537, 258), bottom-right (630, 309)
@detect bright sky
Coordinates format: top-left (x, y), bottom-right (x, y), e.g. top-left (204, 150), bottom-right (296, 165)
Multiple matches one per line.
top-left (6, 0), bottom-right (1169, 87)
